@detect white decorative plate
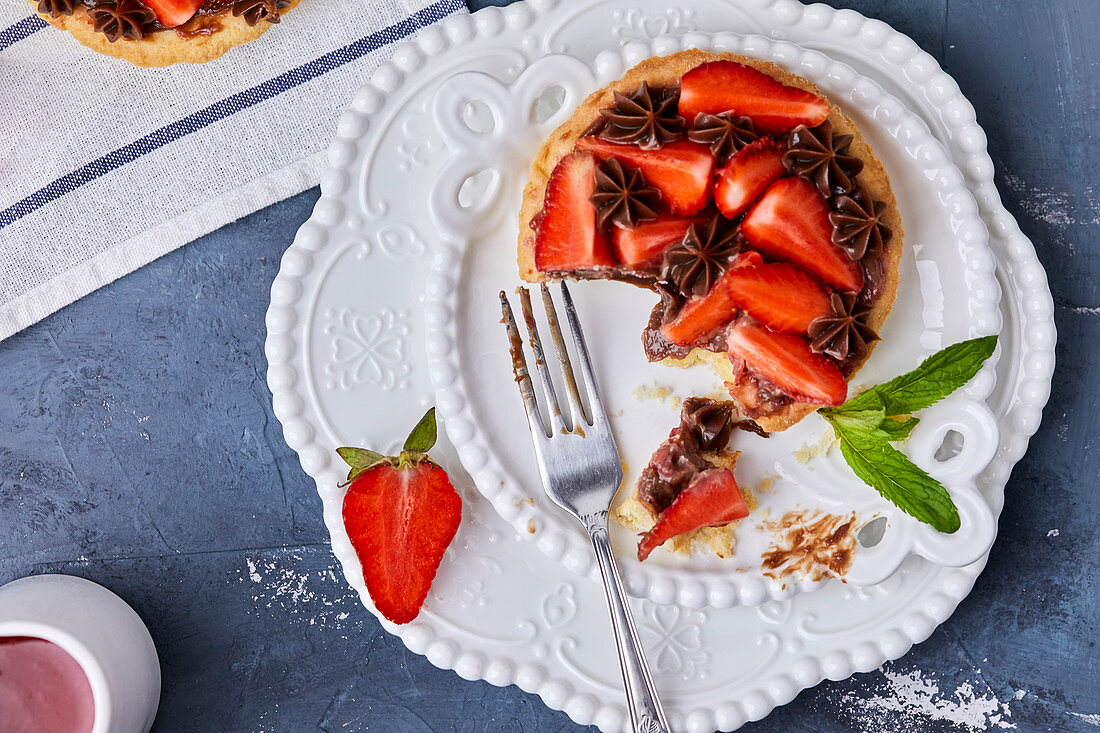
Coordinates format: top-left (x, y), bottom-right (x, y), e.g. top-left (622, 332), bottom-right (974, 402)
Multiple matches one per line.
top-left (264, 1), bottom-right (1055, 731)
top-left (423, 34), bottom-right (1002, 609)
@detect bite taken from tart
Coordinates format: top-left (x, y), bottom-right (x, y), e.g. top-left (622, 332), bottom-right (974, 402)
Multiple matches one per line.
top-left (517, 50), bottom-right (903, 561)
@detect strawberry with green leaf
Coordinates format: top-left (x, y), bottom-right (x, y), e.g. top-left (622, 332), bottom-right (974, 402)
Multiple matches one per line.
top-left (336, 408), bottom-right (462, 625)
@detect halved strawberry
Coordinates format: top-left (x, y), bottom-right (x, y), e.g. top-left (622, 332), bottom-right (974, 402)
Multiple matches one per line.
top-left (679, 61), bottom-right (829, 135)
top-left (714, 138), bottom-right (788, 219)
top-left (141, 0), bottom-right (204, 27)
top-left (741, 177), bottom-right (863, 293)
top-left (724, 262), bottom-right (834, 334)
top-left (338, 409), bottom-right (462, 625)
top-left (612, 216), bottom-right (702, 269)
top-left (534, 152), bottom-right (617, 273)
top-left (576, 137), bottom-right (715, 216)
top-left (637, 467), bottom-right (749, 561)
top-left (659, 251), bottom-right (760, 346)
top-left (726, 319), bottom-right (847, 405)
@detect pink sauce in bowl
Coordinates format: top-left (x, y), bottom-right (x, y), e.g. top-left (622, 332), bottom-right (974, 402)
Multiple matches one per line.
top-left (0, 636), bottom-right (95, 733)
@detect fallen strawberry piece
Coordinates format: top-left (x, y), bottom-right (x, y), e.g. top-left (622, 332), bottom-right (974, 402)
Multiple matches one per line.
top-left (659, 251), bottom-right (760, 346)
top-left (337, 408), bottom-right (462, 625)
top-left (714, 138), bottom-right (788, 219)
top-left (727, 319), bottom-right (847, 405)
top-left (638, 467), bottom-right (749, 561)
top-left (576, 137), bottom-right (715, 216)
top-left (612, 216), bottom-right (703, 270)
top-left (679, 61), bottom-right (829, 135)
top-left (741, 176), bottom-right (863, 293)
top-left (141, 0), bottom-right (204, 27)
top-left (535, 152), bottom-right (617, 273)
top-left (724, 261), bottom-right (834, 334)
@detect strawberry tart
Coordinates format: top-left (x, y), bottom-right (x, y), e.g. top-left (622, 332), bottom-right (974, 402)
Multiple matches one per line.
top-left (517, 50), bottom-right (903, 558)
top-left (31, 0), bottom-right (298, 66)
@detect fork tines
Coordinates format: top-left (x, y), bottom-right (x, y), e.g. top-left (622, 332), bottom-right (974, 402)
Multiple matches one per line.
top-left (499, 281), bottom-right (601, 438)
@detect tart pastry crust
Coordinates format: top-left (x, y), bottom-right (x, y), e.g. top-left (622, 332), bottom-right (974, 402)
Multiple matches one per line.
top-left (30, 0), bottom-right (300, 67)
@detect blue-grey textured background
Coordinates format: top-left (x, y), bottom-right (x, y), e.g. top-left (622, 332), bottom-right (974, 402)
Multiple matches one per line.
top-left (1, 1), bottom-right (1097, 731)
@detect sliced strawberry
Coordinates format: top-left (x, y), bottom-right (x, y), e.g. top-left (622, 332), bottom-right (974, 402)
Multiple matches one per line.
top-left (679, 61), bottom-right (829, 135)
top-left (734, 249), bottom-right (764, 269)
top-left (338, 409), bottom-right (462, 625)
top-left (714, 138), bottom-right (788, 218)
top-left (741, 177), bottom-right (863, 293)
top-left (576, 137), bottom-right (715, 216)
top-left (612, 216), bottom-right (702, 269)
top-left (534, 152), bottom-right (617, 273)
top-left (141, 0), bottom-right (204, 27)
top-left (637, 467), bottom-right (749, 561)
top-left (726, 319), bottom-right (847, 405)
top-left (724, 262), bottom-right (834, 334)
top-left (659, 252), bottom-right (759, 346)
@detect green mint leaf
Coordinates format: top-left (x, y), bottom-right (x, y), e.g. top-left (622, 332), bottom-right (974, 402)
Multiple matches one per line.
top-left (878, 416), bottom-right (920, 441)
top-left (841, 335), bottom-right (997, 416)
top-left (823, 401), bottom-right (885, 431)
top-left (403, 407), bottom-right (438, 454)
top-left (831, 420), bottom-right (960, 533)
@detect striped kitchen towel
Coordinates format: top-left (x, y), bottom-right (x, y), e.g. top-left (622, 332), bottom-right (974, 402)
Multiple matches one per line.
top-left (0, 0), bottom-right (466, 341)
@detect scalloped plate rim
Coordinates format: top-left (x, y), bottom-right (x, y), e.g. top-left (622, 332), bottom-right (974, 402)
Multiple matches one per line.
top-left (263, 2), bottom-right (1056, 731)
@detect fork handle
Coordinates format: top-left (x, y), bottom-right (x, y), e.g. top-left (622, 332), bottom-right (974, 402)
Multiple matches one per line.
top-left (587, 519), bottom-right (670, 733)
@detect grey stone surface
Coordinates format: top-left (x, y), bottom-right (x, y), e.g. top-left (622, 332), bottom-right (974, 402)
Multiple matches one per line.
top-left (1, 1), bottom-right (1097, 731)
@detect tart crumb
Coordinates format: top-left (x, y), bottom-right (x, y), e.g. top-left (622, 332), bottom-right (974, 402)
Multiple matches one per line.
top-left (755, 474), bottom-right (780, 493)
top-left (793, 431), bottom-right (839, 463)
top-left (631, 381), bottom-right (680, 409)
top-left (612, 450), bottom-right (756, 560)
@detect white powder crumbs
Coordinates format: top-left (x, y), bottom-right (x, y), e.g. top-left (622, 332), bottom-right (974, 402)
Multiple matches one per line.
top-left (1002, 175), bottom-right (1100, 230)
top-left (834, 665), bottom-right (1016, 731)
top-left (1069, 712), bottom-right (1100, 726)
top-left (1014, 689), bottom-right (1027, 700)
top-left (239, 552), bottom-right (359, 630)
top-left (1048, 529), bottom-right (1061, 538)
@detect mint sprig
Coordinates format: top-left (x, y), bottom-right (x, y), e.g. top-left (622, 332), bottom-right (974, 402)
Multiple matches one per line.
top-left (838, 335), bottom-right (998, 415)
top-left (820, 335), bottom-right (998, 533)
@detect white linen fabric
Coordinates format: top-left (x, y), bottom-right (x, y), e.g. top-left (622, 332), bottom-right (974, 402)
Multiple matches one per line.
top-left (0, 0), bottom-right (466, 340)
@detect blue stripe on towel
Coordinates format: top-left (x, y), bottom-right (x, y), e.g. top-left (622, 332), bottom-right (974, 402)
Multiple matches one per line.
top-left (0, 0), bottom-right (464, 231)
top-left (0, 15), bottom-right (46, 52)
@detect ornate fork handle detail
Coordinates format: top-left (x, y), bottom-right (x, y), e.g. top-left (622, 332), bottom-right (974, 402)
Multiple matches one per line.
top-left (585, 512), bottom-right (670, 733)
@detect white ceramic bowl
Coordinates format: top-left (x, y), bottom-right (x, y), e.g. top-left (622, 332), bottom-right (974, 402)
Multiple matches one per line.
top-left (0, 575), bottom-right (161, 733)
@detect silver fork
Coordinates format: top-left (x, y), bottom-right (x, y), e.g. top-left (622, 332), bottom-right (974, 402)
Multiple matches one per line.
top-left (500, 281), bottom-right (669, 733)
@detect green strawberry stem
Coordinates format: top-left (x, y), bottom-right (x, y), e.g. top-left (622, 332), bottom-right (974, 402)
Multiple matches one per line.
top-left (337, 408), bottom-right (439, 485)
top-left (403, 408), bottom-right (438, 454)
